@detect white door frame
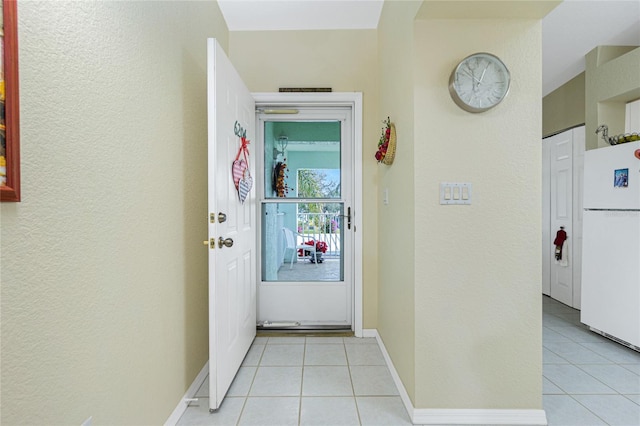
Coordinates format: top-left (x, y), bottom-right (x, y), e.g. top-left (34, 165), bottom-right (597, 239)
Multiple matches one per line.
top-left (542, 137), bottom-right (551, 296)
top-left (253, 92), bottom-right (364, 337)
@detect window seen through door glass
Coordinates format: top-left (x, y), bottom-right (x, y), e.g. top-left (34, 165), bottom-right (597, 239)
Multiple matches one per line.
top-left (264, 121), bottom-right (341, 199)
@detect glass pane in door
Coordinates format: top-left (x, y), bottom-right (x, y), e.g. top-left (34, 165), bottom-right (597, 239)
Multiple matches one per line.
top-left (264, 121), bottom-right (341, 198)
top-left (261, 202), bottom-right (344, 282)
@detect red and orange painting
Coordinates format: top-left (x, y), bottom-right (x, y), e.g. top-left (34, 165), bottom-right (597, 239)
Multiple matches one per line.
top-left (0, 0), bottom-right (20, 202)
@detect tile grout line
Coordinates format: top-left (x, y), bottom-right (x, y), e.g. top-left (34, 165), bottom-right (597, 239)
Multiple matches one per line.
top-left (572, 362), bottom-right (635, 396)
top-left (236, 339), bottom-right (266, 426)
top-left (566, 393), bottom-right (613, 426)
top-left (298, 340), bottom-right (306, 426)
top-left (344, 340), bottom-right (364, 426)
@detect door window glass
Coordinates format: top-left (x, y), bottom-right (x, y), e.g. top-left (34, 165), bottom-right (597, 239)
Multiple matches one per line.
top-left (264, 121), bottom-right (341, 198)
top-left (261, 203), bottom-right (344, 282)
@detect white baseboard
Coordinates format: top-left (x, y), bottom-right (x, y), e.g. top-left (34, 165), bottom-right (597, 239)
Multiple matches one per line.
top-left (370, 329), bottom-right (420, 424)
top-left (164, 361), bottom-right (209, 426)
top-left (371, 330), bottom-right (548, 426)
top-left (361, 328), bottom-right (377, 338)
top-left (414, 409), bottom-right (547, 425)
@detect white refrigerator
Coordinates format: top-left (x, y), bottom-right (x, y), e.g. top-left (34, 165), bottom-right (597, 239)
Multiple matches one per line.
top-left (581, 140), bottom-right (640, 350)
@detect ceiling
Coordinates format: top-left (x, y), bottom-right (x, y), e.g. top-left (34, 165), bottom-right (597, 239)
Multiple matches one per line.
top-left (218, 0), bottom-right (640, 96)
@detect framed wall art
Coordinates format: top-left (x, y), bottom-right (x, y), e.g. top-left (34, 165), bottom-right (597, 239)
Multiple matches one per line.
top-left (1, 0), bottom-right (20, 202)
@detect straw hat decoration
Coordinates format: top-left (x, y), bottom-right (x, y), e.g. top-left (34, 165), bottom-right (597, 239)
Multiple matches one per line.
top-left (375, 117), bottom-right (396, 165)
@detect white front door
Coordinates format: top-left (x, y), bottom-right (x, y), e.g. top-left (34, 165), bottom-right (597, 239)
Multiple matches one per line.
top-left (207, 38), bottom-right (256, 410)
top-left (549, 130), bottom-right (573, 306)
top-left (256, 107), bottom-right (356, 328)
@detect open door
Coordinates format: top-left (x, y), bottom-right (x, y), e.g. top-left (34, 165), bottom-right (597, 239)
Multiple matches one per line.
top-left (207, 38), bottom-right (256, 411)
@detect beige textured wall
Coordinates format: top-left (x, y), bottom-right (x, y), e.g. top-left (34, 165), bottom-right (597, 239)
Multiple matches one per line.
top-left (0, 1), bottom-right (227, 424)
top-left (228, 30), bottom-right (379, 328)
top-left (413, 19), bottom-right (543, 409)
top-left (543, 72), bottom-right (585, 137)
top-left (376, 0), bottom-right (421, 404)
top-left (585, 46), bottom-right (640, 149)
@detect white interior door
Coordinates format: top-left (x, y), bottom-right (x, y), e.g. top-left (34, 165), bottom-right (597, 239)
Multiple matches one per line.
top-left (549, 130), bottom-right (573, 306)
top-left (207, 38), bottom-right (256, 410)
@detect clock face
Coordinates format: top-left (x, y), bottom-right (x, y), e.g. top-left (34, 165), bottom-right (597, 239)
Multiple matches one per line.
top-left (449, 53), bottom-right (510, 113)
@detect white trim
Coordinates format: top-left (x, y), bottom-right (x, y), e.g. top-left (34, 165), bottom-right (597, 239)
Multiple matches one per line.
top-left (164, 361), bottom-right (209, 426)
top-left (253, 92), bottom-right (364, 338)
top-left (371, 329), bottom-right (415, 423)
top-left (372, 330), bottom-right (548, 426)
top-left (413, 409), bottom-right (547, 425)
top-left (253, 91), bottom-right (362, 107)
top-left (352, 93), bottom-right (363, 338)
top-left (362, 328), bottom-right (378, 338)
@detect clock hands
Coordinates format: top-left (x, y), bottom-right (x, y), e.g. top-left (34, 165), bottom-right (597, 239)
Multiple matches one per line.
top-left (479, 66), bottom-right (488, 83)
top-left (461, 68), bottom-right (482, 84)
top-left (463, 63), bottom-right (490, 95)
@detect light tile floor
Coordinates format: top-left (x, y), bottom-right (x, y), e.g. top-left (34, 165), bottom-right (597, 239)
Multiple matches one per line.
top-left (178, 297), bottom-right (640, 425)
top-left (177, 336), bottom-right (412, 426)
top-left (543, 295), bottom-right (640, 426)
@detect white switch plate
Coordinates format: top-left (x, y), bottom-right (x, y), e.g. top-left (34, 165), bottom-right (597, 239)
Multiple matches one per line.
top-left (440, 182), bottom-right (472, 205)
top-left (383, 188), bottom-right (389, 205)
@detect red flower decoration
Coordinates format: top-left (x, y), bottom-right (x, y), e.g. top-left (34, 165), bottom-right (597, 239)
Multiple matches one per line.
top-left (298, 240), bottom-right (328, 256)
top-left (375, 117), bottom-right (391, 163)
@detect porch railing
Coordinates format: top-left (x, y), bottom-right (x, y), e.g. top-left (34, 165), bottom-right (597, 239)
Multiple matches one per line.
top-left (296, 212), bottom-right (341, 257)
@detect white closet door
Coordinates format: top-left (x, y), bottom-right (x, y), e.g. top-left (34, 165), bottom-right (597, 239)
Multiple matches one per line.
top-left (549, 130), bottom-right (573, 307)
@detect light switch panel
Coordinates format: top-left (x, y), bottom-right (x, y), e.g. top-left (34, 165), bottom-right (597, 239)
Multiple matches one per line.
top-left (440, 182), bottom-right (472, 205)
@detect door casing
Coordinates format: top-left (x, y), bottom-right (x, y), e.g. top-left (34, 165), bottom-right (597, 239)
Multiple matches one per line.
top-left (253, 92), bottom-right (364, 336)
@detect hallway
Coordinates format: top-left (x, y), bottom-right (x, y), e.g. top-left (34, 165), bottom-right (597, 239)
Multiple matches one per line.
top-left (177, 336), bottom-right (410, 425)
top-left (177, 297), bottom-right (640, 425)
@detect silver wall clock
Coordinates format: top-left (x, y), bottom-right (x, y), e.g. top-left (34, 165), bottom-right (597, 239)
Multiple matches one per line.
top-left (448, 52), bottom-right (510, 113)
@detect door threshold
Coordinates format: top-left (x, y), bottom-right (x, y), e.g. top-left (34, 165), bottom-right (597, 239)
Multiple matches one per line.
top-left (257, 323), bottom-right (352, 333)
top-left (257, 328), bottom-right (354, 337)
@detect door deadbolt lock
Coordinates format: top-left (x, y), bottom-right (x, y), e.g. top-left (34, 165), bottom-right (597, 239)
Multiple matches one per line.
top-left (211, 212), bottom-right (227, 223)
top-left (218, 237), bottom-right (234, 248)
